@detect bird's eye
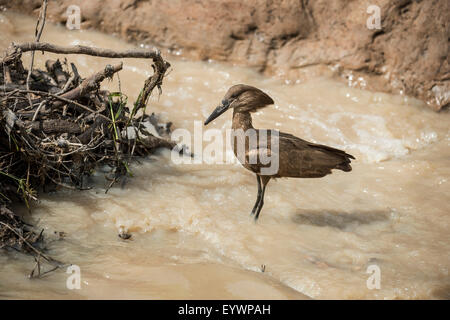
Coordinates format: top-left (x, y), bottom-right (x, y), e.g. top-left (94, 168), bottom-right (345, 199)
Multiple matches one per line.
top-left (222, 99), bottom-right (229, 106)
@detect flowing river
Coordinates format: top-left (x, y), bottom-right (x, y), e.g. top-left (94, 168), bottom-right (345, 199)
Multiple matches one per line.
top-left (0, 12), bottom-right (449, 299)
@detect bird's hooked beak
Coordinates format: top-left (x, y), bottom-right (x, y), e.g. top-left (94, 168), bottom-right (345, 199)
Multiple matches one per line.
top-left (204, 99), bottom-right (231, 125)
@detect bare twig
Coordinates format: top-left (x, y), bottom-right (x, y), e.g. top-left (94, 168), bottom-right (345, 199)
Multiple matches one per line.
top-left (0, 221), bottom-right (61, 267)
top-left (25, 0), bottom-right (48, 108)
top-left (31, 99), bottom-right (46, 122)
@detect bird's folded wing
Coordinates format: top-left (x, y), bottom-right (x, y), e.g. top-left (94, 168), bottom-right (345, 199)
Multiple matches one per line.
top-left (279, 131), bottom-right (355, 160)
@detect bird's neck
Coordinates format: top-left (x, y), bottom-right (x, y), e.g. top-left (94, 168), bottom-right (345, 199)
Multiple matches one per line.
top-left (232, 110), bottom-right (254, 131)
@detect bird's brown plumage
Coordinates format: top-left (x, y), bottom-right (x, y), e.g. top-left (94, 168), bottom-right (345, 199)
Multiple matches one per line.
top-left (205, 84), bottom-right (355, 221)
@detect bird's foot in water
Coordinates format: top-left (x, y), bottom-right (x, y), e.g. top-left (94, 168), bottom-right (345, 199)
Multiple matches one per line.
top-left (249, 210), bottom-right (259, 223)
top-left (253, 212), bottom-right (261, 223)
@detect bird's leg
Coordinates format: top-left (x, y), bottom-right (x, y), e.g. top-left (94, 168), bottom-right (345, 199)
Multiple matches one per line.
top-left (254, 185), bottom-right (266, 221)
top-left (254, 176), bottom-right (271, 222)
top-left (250, 174), bottom-right (262, 216)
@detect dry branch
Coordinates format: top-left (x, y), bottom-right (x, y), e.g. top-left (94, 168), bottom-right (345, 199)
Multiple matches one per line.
top-left (2, 42), bottom-right (164, 65)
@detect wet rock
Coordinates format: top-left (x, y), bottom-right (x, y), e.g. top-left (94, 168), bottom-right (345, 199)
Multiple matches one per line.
top-left (3, 0), bottom-right (449, 110)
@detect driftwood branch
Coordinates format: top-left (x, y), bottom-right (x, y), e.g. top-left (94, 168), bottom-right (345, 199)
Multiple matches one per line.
top-left (135, 57), bottom-right (170, 114)
top-left (28, 119), bottom-right (82, 134)
top-left (2, 42), bottom-right (164, 65)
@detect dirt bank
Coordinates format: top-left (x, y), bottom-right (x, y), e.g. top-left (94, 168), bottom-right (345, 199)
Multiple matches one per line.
top-left (2, 0), bottom-right (448, 111)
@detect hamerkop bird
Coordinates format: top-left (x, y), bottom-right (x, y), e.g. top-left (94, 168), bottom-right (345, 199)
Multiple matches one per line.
top-left (204, 84), bottom-right (355, 221)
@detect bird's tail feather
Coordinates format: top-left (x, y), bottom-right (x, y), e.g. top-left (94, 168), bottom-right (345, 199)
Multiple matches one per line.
top-left (336, 162), bottom-right (352, 172)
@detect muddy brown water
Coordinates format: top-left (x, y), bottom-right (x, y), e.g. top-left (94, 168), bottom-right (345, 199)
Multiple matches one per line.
top-left (0, 13), bottom-right (449, 299)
